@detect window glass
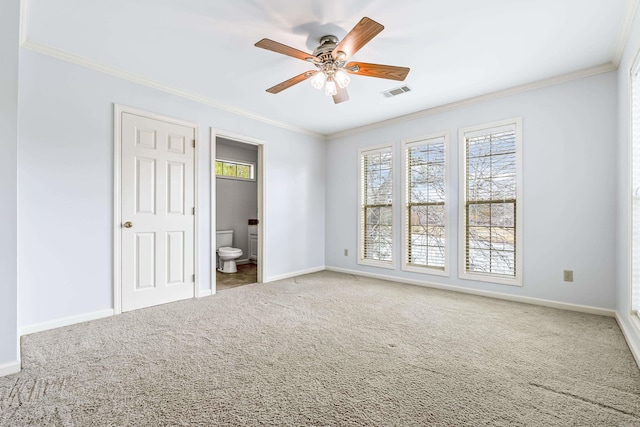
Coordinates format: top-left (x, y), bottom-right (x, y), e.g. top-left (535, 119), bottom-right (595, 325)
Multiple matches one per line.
top-left (360, 146), bottom-right (393, 266)
top-left (460, 120), bottom-right (522, 285)
top-left (405, 137), bottom-right (446, 270)
top-left (215, 159), bottom-right (255, 181)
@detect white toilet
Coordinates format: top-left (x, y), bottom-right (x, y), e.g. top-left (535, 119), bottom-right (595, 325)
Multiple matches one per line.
top-left (216, 230), bottom-right (243, 273)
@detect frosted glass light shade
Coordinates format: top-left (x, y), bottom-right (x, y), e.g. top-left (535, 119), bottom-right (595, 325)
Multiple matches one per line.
top-left (310, 71), bottom-right (326, 90)
top-left (325, 78), bottom-right (337, 96)
top-left (334, 70), bottom-right (351, 88)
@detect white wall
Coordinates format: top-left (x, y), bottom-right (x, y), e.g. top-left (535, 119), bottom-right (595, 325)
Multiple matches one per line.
top-left (616, 7), bottom-right (640, 358)
top-left (17, 49), bottom-right (326, 330)
top-left (216, 138), bottom-right (258, 258)
top-left (0, 0), bottom-right (20, 372)
top-left (326, 72), bottom-right (618, 310)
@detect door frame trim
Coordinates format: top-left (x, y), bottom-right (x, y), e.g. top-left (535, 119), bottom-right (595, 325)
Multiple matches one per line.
top-left (113, 104), bottom-right (200, 315)
top-left (210, 128), bottom-right (265, 293)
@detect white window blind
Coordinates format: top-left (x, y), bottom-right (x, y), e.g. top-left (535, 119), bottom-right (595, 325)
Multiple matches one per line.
top-left (631, 64), bottom-right (640, 314)
top-left (404, 137), bottom-right (446, 270)
top-left (463, 124), bottom-right (518, 278)
top-left (360, 146), bottom-right (393, 265)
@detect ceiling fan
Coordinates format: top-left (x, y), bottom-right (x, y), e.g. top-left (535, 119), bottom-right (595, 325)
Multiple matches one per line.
top-left (255, 17), bottom-right (410, 104)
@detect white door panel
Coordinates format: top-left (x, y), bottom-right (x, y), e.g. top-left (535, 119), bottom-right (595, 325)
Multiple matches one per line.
top-left (135, 157), bottom-right (156, 215)
top-left (121, 112), bottom-right (195, 312)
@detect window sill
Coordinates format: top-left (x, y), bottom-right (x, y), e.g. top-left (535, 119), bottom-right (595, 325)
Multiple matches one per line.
top-left (215, 175), bottom-right (256, 182)
top-left (358, 259), bottom-right (395, 270)
top-left (402, 264), bottom-right (449, 277)
top-left (458, 270), bottom-right (522, 287)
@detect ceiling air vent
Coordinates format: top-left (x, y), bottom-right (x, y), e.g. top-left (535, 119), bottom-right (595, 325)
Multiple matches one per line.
top-left (382, 85), bottom-right (412, 98)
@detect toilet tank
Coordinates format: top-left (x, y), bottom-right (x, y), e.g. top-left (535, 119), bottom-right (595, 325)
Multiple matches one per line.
top-left (216, 230), bottom-right (233, 249)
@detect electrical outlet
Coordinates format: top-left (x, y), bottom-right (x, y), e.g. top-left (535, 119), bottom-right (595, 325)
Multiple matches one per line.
top-left (563, 270), bottom-right (573, 282)
top-left (344, 249), bottom-right (348, 256)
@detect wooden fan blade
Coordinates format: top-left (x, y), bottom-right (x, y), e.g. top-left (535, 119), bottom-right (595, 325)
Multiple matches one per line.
top-left (332, 17), bottom-right (384, 60)
top-left (255, 38), bottom-right (316, 62)
top-left (266, 71), bottom-right (317, 94)
top-left (346, 62), bottom-right (410, 81)
top-left (333, 85), bottom-right (349, 104)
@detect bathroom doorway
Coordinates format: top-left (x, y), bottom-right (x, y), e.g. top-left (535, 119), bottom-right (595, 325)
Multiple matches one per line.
top-left (211, 129), bottom-right (264, 293)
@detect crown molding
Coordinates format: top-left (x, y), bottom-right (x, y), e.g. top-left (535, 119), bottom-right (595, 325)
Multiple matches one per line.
top-left (20, 39), bottom-right (325, 140)
top-left (326, 62), bottom-right (617, 141)
top-left (613, 0), bottom-right (640, 67)
top-left (19, 0), bottom-right (628, 143)
top-left (17, 38), bottom-right (620, 143)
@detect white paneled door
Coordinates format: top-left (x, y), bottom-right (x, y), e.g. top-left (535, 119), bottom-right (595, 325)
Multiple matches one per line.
top-left (121, 112), bottom-right (195, 312)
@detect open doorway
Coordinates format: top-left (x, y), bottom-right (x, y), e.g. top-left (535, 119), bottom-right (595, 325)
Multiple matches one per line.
top-left (211, 129), bottom-right (264, 293)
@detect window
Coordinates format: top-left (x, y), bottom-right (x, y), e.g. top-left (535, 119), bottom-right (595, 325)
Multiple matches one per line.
top-left (459, 119), bottom-right (522, 285)
top-left (631, 60), bottom-right (640, 315)
top-left (402, 134), bottom-right (448, 275)
top-left (358, 144), bottom-right (394, 268)
top-left (215, 159), bottom-right (255, 181)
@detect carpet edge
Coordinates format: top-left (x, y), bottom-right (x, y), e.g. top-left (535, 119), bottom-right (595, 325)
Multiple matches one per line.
top-left (21, 308), bottom-right (115, 336)
top-left (264, 266), bottom-right (325, 283)
top-left (0, 361), bottom-right (20, 377)
top-left (615, 312), bottom-right (640, 369)
top-left (325, 266), bottom-right (615, 317)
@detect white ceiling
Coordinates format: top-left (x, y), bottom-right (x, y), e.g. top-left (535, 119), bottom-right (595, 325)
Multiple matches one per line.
top-left (25, 0), bottom-right (635, 136)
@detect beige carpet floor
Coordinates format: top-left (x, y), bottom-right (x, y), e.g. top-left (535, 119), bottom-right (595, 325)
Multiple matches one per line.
top-left (1, 271), bottom-right (640, 426)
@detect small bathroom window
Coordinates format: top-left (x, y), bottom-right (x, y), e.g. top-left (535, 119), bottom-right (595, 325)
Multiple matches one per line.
top-left (215, 158), bottom-right (255, 181)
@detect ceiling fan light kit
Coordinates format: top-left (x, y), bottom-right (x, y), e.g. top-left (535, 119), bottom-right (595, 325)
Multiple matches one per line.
top-left (309, 70), bottom-right (326, 89)
top-left (324, 77), bottom-right (338, 96)
top-left (333, 70), bottom-right (351, 89)
top-left (255, 17), bottom-right (410, 104)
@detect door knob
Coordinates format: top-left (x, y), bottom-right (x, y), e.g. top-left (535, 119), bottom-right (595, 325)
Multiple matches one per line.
top-left (123, 221), bottom-right (133, 228)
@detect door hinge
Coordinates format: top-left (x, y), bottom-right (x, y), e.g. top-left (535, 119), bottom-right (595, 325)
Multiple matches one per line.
top-left (192, 207), bottom-right (195, 215)
top-left (192, 139), bottom-right (196, 148)
top-left (192, 274), bottom-right (195, 282)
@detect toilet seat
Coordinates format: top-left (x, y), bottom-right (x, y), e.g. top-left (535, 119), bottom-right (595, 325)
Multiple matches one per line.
top-left (218, 247), bottom-right (242, 256)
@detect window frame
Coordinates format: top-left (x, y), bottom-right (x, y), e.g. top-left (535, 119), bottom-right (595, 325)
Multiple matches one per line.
top-left (401, 132), bottom-right (449, 276)
top-left (358, 143), bottom-right (396, 270)
top-left (458, 118), bottom-right (523, 286)
top-left (215, 157), bottom-right (256, 182)
top-left (630, 55), bottom-right (640, 320)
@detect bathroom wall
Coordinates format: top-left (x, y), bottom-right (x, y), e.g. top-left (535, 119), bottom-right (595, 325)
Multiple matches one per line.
top-left (216, 138), bottom-right (258, 260)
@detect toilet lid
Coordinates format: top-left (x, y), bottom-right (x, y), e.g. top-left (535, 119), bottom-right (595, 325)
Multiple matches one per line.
top-left (218, 247), bottom-right (242, 255)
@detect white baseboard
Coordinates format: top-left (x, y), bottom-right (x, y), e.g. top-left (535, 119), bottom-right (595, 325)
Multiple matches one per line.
top-left (264, 266), bottom-right (325, 283)
top-left (0, 361), bottom-right (21, 377)
top-left (236, 259), bottom-right (251, 266)
top-left (197, 289), bottom-right (213, 298)
top-left (325, 266), bottom-right (615, 317)
top-left (615, 312), bottom-right (640, 369)
top-left (21, 308), bottom-right (115, 336)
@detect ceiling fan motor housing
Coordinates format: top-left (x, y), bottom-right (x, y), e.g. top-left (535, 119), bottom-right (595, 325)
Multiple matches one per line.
top-left (314, 35), bottom-right (338, 55)
top-left (313, 35), bottom-right (345, 72)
